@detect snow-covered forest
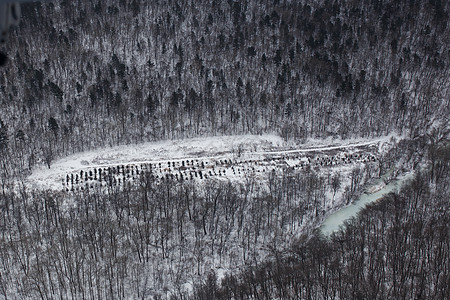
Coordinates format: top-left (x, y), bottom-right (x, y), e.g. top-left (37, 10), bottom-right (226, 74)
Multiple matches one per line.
top-left (0, 0), bottom-right (448, 178)
top-left (0, 0), bottom-right (448, 298)
top-left (191, 167), bottom-right (449, 300)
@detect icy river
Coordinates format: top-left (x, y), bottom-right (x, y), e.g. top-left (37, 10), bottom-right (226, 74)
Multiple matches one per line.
top-left (320, 172), bottom-right (414, 236)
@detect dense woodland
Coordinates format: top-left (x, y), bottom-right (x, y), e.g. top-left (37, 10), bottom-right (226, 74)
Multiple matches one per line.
top-left (0, 141), bottom-right (445, 299)
top-left (0, 162), bottom-right (363, 298)
top-left (0, 0), bottom-right (448, 299)
top-left (191, 166), bottom-right (449, 300)
top-left (0, 0), bottom-right (448, 179)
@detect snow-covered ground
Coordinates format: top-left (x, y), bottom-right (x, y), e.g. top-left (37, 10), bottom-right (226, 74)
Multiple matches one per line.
top-left (25, 134), bottom-right (398, 191)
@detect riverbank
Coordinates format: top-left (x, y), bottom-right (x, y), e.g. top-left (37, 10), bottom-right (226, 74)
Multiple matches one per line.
top-left (319, 171), bottom-right (414, 236)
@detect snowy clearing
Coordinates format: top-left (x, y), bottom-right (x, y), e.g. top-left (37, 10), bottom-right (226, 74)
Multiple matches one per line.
top-left (25, 134), bottom-right (398, 191)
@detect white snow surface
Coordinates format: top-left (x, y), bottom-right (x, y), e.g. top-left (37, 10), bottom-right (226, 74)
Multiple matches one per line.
top-left (26, 134), bottom-right (399, 191)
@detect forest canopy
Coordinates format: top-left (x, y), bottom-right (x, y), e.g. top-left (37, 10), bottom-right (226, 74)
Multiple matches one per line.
top-left (0, 0), bottom-right (448, 179)
top-left (0, 0), bottom-right (448, 298)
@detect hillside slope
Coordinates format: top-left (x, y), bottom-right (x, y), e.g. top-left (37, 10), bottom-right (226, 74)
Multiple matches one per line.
top-left (0, 0), bottom-right (448, 180)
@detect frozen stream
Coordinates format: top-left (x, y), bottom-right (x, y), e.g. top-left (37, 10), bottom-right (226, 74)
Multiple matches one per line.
top-left (320, 172), bottom-right (414, 236)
